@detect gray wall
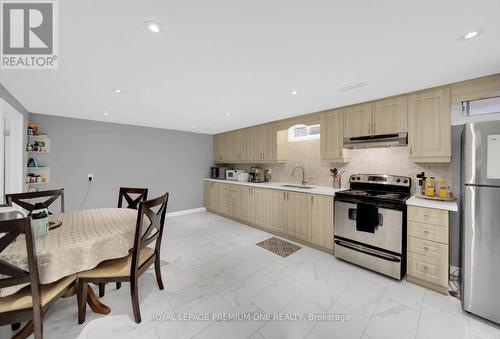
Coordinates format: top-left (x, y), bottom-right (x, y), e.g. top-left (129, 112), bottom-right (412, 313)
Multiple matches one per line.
top-left (29, 114), bottom-right (213, 212)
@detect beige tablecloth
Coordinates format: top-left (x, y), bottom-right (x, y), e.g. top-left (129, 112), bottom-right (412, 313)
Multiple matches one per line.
top-left (0, 208), bottom-right (138, 297)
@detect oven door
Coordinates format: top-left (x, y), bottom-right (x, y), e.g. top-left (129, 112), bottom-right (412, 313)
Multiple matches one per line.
top-left (334, 201), bottom-right (403, 254)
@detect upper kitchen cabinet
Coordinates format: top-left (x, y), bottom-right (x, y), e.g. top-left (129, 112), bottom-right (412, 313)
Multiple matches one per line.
top-left (344, 103), bottom-right (373, 137)
top-left (372, 96), bottom-right (408, 134)
top-left (407, 87), bottom-right (451, 162)
top-left (213, 133), bottom-right (226, 163)
top-left (214, 123), bottom-right (286, 163)
top-left (320, 108), bottom-right (348, 162)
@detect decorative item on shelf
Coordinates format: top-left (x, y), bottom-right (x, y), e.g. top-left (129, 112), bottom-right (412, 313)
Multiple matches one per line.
top-left (415, 172), bottom-right (426, 195)
top-left (26, 173), bottom-right (48, 184)
top-left (27, 158), bottom-right (38, 168)
top-left (27, 122), bottom-right (39, 136)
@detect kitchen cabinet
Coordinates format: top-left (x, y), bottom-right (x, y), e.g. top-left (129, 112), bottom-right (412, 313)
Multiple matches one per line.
top-left (407, 87), bottom-right (451, 162)
top-left (214, 182), bottom-right (231, 215)
top-left (406, 205), bottom-right (449, 294)
top-left (344, 98), bottom-right (407, 138)
top-left (344, 103), bottom-right (373, 137)
top-left (204, 181), bottom-right (216, 210)
top-left (372, 96), bottom-right (407, 134)
top-left (214, 123), bottom-right (286, 163)
top-left (204, 180), bottom-right (335, 252)
top-left (311, 195), bottom-right (334, 250)
top-left (213, 134), bottom-right (226, 163)
top-left (254, 187), bottom-right (286, 233)
top-left (285, 192), bottom-right (311, 242)
top-left (320, 108), bottom-right (347, 162)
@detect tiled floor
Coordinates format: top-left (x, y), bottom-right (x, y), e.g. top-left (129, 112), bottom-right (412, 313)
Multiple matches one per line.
top-left (2, 211), bottom-right (500, 339)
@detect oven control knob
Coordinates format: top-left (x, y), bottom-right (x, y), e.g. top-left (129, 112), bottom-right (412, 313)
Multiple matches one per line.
top-left (403, 179), bottom-right (408, 184)
top-left (396, 178), bottom-right (401, 183)
top-left (351, 175), bottom-right (356, 180)
top-left (357, 176), bottom-right (361, 180)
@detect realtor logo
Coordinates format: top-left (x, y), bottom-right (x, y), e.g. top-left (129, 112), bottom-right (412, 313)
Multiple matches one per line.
top-left (1, 1), bottom-right (58, 69)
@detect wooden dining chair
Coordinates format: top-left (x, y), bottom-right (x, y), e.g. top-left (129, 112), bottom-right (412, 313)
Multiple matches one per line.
top-left (77, 192), bottom-right (168, 324)
top-left (5, 189), bottom-right (65, 216)
top-left (117, 187), bottom-right (148, 210)
top-left (97, 187), bottom-right (149, 298)
top-left (0, 217), bottom-right (76, 339)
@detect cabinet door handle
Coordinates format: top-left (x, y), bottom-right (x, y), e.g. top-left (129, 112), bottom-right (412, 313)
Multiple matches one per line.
top-left (423, 246), bottom-right (429, 251)
top-left (368, 124), bottom-right (371, 134)
top-left (373, 123), bottom-right (376, 134)
top-left (311, 196), bottom-right (313, 204)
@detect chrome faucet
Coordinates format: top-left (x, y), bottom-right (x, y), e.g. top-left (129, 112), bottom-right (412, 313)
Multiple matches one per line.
top-left (292, 166), bottom-right (307, 186)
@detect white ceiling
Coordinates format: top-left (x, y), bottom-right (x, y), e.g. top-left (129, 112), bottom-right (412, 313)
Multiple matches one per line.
top-left (1, 0), bottom-right (500, 134)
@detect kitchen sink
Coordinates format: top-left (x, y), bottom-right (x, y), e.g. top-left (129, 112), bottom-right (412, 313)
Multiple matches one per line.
top-left (281, 184), bottom-right (315, 189)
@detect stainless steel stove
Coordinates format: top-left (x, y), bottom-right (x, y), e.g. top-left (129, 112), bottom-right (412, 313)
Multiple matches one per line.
top-left (334, 174), bottom-right (411, 280)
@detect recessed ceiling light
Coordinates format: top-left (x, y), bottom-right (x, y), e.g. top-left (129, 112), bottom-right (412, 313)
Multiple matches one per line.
top-left (226, 113), bottom-right (231, 117)
top-left (291, 90), bottom-right (298, 95)
top-left (192, 125), bottom-right (196, 129)
top-left (145, 21), bottom-right (161, 33)
top-left (459, 30), bottom-right (484, 41)
top-left (103, 112), bottom-right (109, 116)
top-left (112, 89), bottom-right (122, 94)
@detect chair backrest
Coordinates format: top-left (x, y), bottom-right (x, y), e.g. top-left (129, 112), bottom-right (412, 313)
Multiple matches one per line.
top-left (0, 217), bottom-right (42, 317)
top-left (130, 193), bottom-right (168, 275)
top-left (6, 189), bottom-right (65, 215)
top-left (117, 187), bottom-right (148, 210)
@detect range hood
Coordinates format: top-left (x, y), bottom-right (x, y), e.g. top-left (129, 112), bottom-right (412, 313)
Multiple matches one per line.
top-left (343, 132), bottom-right (408, 149)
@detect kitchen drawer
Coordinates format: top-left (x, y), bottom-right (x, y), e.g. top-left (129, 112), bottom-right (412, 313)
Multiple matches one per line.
top-left (408, 252), bottom-right (448, 287)
top-left (408, 236), bottom-right (448, 260)
top-left (408, 206), bottom-right (448, 226)
top-left (408, 221), bottom-right (448, 244)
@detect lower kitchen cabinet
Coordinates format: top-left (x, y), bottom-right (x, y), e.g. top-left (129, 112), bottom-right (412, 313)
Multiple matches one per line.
top-left (204, 181), bottom-right (334, 252)
top-left (311, 195), bottom-right (334, 250)
top-left (253, 187), bottom-right (286, 233)
top-left (285, 192), bottom-right (311, 242)
top-left (406, 205), bottom-right (449, 294)
top-left (204, 181), bottom-right (215, 210)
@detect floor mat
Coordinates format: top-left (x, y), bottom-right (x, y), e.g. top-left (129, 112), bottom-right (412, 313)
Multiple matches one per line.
top-left (256, 236), bottom-right (302, 257)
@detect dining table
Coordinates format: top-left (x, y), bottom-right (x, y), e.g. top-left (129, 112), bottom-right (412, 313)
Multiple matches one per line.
top-left (0, 207), bottom-right (139, 335)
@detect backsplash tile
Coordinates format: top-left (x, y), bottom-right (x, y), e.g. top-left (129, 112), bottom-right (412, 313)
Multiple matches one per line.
top-left (264, 140), bottom-right (451, 191)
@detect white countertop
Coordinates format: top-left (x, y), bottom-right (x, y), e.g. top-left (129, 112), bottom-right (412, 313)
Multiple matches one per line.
top-left (204, 178), bottom-right (344, 196)
top-left (406, 196), bottom-right (458, 212)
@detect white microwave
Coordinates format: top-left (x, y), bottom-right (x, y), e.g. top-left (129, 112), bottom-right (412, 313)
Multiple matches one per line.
top-left (226, 170), bottom-right (238, 180)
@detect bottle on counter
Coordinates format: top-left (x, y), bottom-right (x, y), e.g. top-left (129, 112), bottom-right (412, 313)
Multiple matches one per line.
top-left (425, 177), bottom-right (436, 197)
top-left (438, 178), bottom-right (448, 198)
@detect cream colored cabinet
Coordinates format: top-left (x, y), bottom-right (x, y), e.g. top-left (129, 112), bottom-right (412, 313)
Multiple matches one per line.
top-left (407, 87), bottom-right (451, 162)
top-left (320, 109), bottom-right (347, 162)
top-left (344, 103), bottom-right (373, 137)
top-left (372, 96), bottom-right (407, 134)
top-left (204, 181), bottom-right (216, 210)
top-left (207, 181), bottom-right (335, 252)
top-left (214, 123), bottom-right (286, 163)
top-left (213, 134), bottom-right (226, 163)
top-left (311, 195), bottom-right (334, 250)
top-left (285, 192), bottom-right (311, 241)
top-left (407, 205), bottom-right (449, 294)
top-left (214, 182), bottom-right (231, 215)
top-left (254, 188), bottom-right (286, 232)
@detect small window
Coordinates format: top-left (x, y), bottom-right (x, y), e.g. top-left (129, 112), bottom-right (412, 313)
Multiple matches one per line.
top-left (463, 96), bottom-right (500, 117)
top-left (288, 124), bottom-right (320, 142)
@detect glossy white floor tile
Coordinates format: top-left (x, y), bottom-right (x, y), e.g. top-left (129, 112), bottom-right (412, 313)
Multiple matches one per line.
top-left (1, 211), bottom-right (498, 339)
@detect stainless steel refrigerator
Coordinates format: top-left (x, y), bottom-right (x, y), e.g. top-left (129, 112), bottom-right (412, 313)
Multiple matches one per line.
top-left (461, 121), bottom-right (500, 324)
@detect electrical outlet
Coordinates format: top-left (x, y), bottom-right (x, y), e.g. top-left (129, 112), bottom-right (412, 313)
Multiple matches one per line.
top-left (88, 173), bottom-right (94, 181)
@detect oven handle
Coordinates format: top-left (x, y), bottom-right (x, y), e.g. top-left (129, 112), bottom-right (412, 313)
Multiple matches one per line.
top-left (334, 239), bottom-right (401, 262)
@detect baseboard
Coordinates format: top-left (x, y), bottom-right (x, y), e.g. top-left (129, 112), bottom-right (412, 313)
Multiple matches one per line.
top-left (167, 207), bottom-right (206, 217)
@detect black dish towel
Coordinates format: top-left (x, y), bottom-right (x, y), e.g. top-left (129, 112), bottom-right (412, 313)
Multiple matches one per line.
top-left (356, 203), bottom-right (378, 233)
